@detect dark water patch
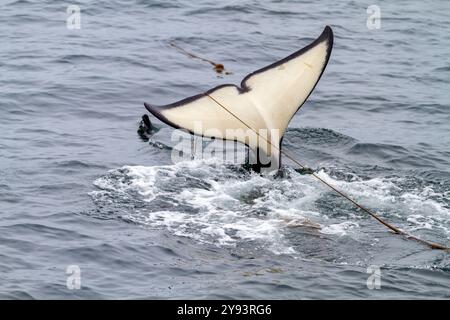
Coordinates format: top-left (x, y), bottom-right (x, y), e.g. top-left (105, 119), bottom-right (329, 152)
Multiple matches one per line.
top-left (0, 290), bottom-right (35, 300)
top-left (347, 143), bottom-right (409, 159)
top-left (133, 0), bottom-right (184, 9)
top-left (386, 155), bottom-right (436, 169)
top-left (3, 62), bottom-right (45, 72)
top-left (48, 160), bottom-right (109, 170)
top-left (407, 103), bottom-right (449, 114)
top-left (434, 66), bottom-right (450, 72)
top-left (0, 191), bottom-right (22, 204)
top-left (0, 235), bottom-right (54, 254)
top-left (35, 182), bottom-right (86, 194)
top-left (286, 127), bottom-right (356, 148)
top-left (187, 5), bottom-right (255, 16)
top-left (53, 54), bottom-right (97, 64)
top-left (0, 253), bottom-right (36, 273)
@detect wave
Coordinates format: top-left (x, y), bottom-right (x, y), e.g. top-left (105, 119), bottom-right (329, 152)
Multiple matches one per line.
top-left (90, 160), bottom-right (450, 256)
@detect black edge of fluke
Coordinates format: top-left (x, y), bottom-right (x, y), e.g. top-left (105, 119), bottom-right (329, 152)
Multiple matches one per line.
top-left (240, 25), bottom-right (333, 92)
top-left (144, 102), bottom-right (182, 131)
top-left (143, 25), bottom-right (333, 121)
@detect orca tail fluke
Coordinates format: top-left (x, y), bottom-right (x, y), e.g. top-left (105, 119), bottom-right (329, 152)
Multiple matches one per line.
top-left (145, 26), bottom-right (333, 172)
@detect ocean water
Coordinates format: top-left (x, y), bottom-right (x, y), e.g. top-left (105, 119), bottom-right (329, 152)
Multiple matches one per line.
top-left (1, 0), bottom-right (450, 299)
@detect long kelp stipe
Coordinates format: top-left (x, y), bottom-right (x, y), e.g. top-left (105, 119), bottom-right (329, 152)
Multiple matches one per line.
top-left (169, 42), bottom-right (232, 74)
top-left (206, 93), bottom-right (449, 251)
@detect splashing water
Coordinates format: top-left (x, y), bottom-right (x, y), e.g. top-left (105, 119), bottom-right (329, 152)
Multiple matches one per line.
top-left (91, 159), bottom-right (450, 255)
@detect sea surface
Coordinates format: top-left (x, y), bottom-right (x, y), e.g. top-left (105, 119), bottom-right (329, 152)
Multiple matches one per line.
top-left (1, 0), bottom-right (449, 299)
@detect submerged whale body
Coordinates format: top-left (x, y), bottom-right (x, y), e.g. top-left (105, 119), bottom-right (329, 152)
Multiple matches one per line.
top-left (145, 26), bottom-right (334, 172)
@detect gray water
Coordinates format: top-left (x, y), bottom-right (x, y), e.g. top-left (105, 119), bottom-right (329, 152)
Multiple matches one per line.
top-left (1, 0), bottom-right (450, 299)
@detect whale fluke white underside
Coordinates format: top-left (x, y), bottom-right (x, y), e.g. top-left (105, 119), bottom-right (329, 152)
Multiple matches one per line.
top-left (145, 26), bottom-right (333, 172)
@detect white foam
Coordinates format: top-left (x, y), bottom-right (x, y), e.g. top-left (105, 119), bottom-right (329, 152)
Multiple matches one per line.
top-left (91, 161), bottom-right (450, 254)
top-left (321, 221), bottom-right (359, 236)
top-left (315, 169), bottom-right (450, 235)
